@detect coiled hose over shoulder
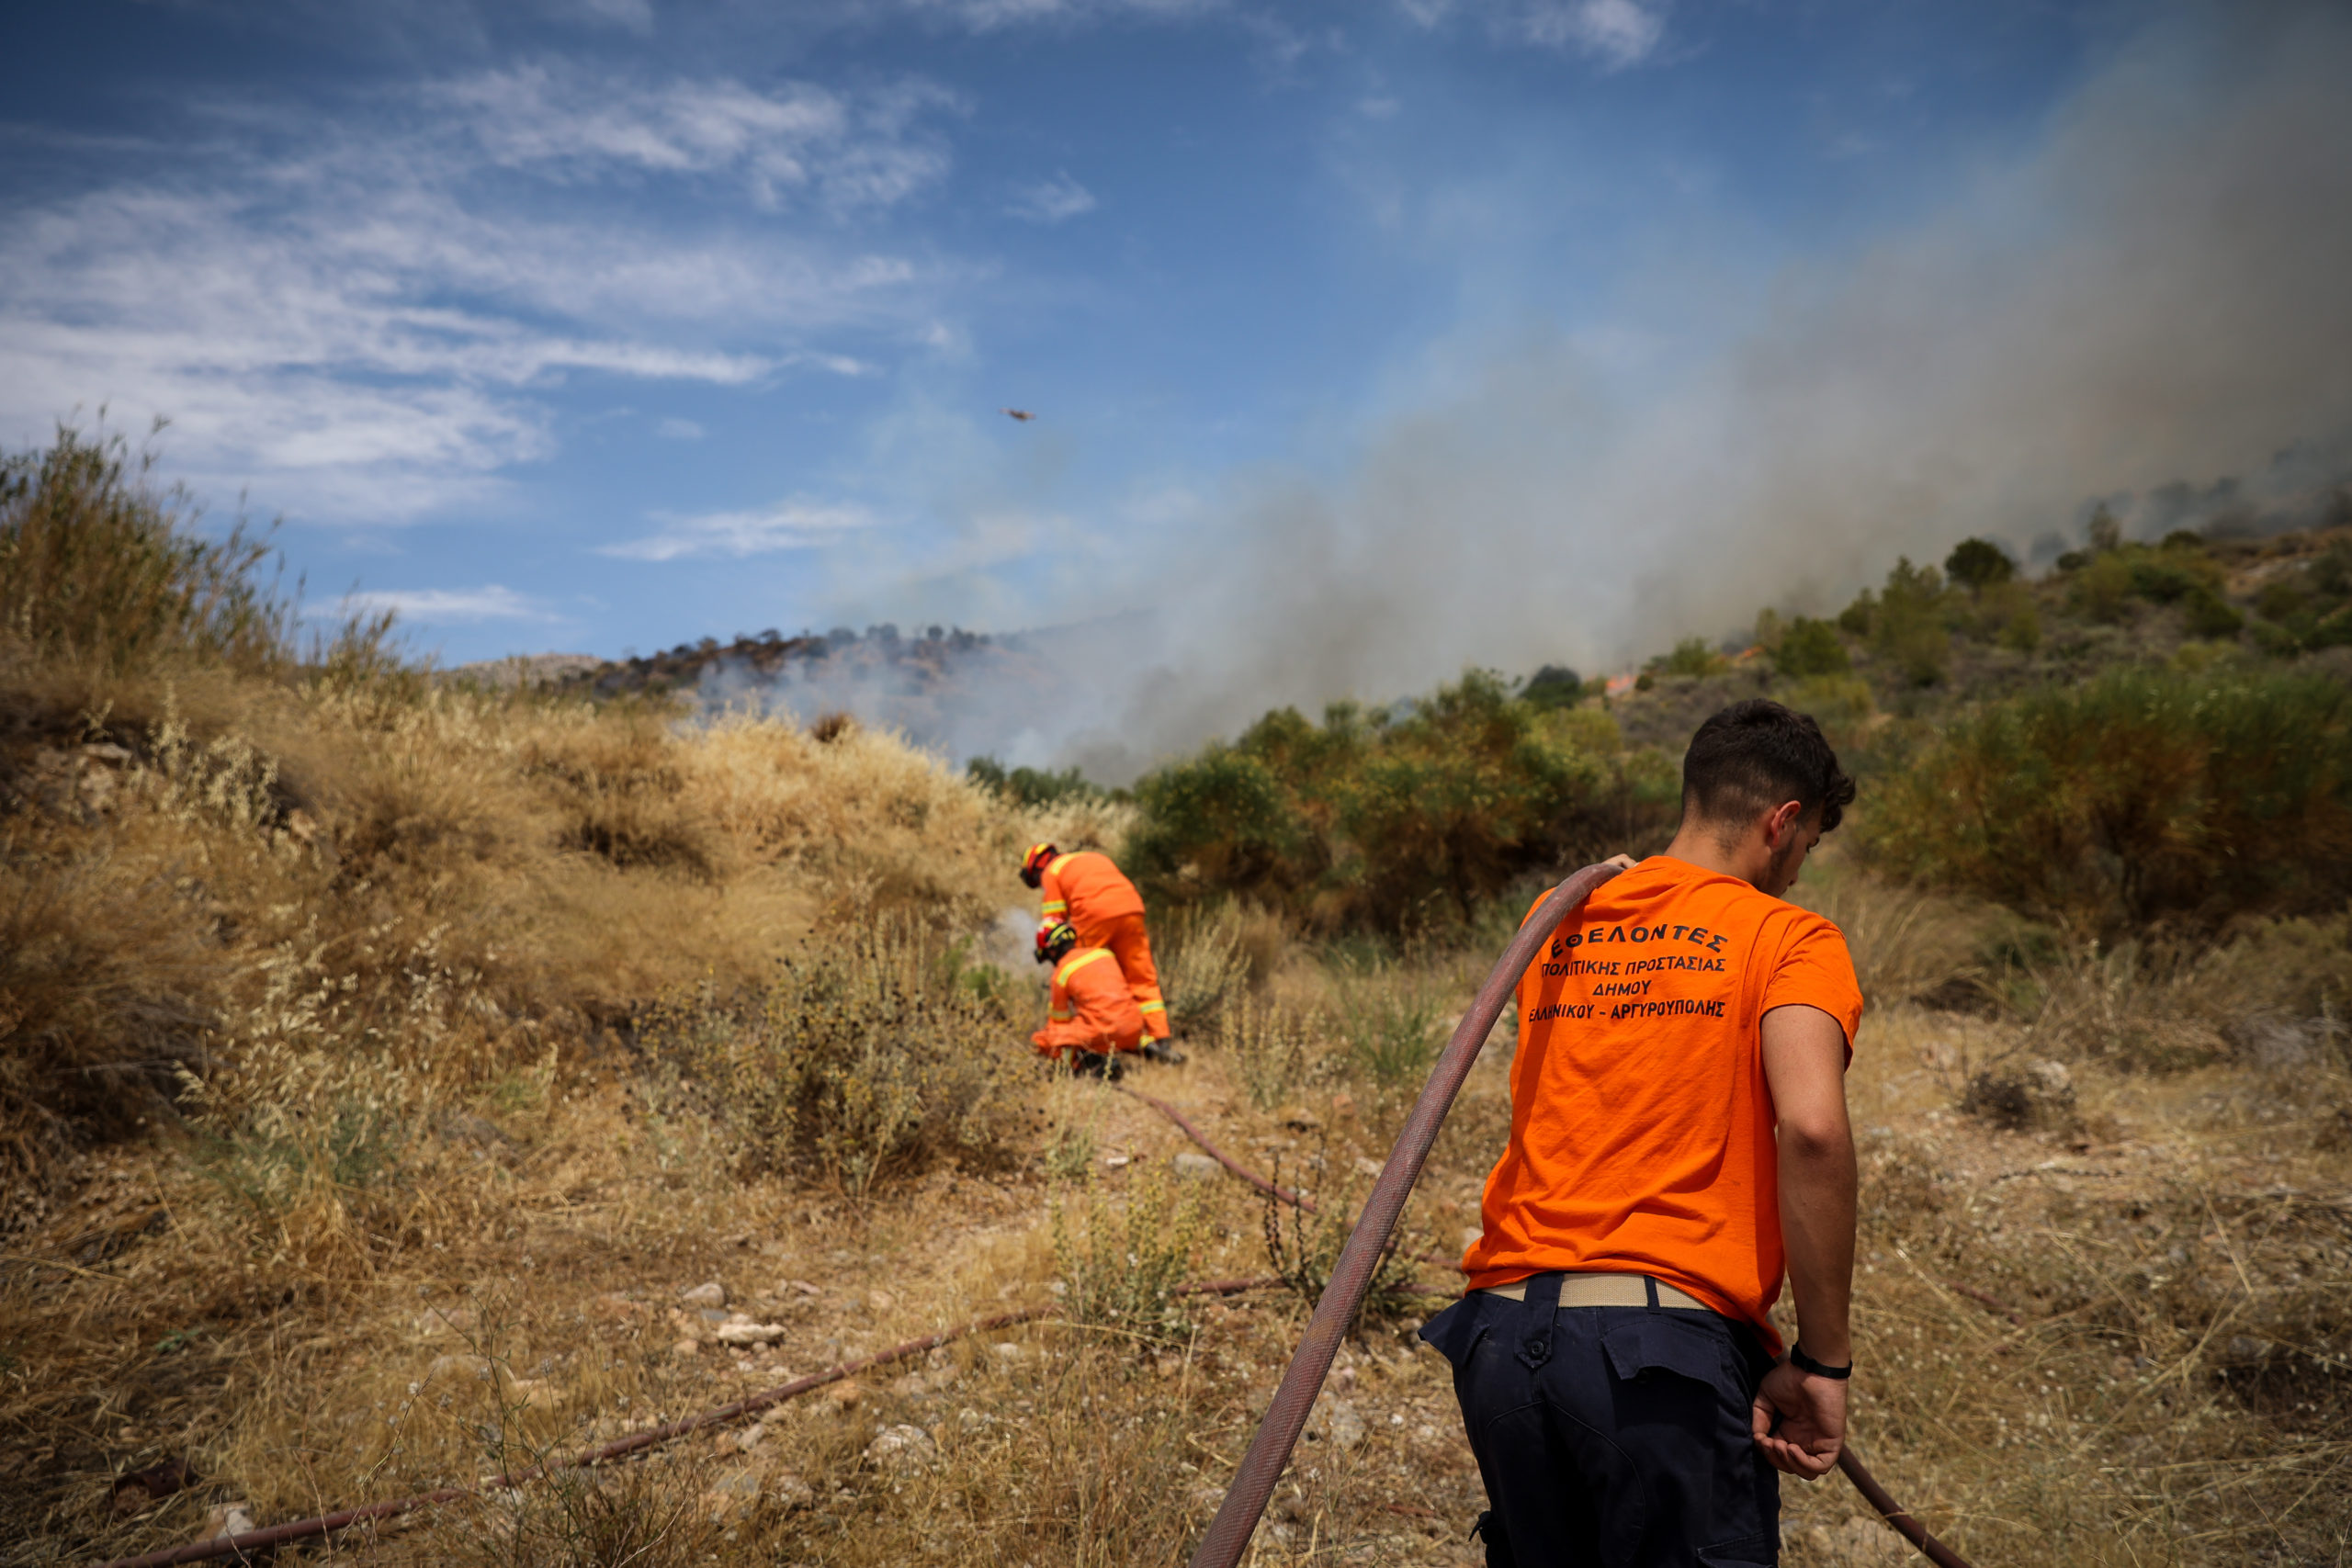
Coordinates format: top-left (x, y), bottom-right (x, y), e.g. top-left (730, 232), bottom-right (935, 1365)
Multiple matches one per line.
top-left (1178, 863), bottom-right (1977, 1568)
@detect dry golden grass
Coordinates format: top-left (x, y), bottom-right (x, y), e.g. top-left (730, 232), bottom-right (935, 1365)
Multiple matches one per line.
top-left (8, 649), bottom-right (2352, 1567)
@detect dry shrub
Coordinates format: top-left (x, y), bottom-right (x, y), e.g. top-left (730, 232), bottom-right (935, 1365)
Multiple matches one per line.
top-left (1260, 1137), bottom-right (1426, 1333)
top-left (522, 711), bottom-right (719, 879)
top-left (1052, 1164), bottom-right (1213, 1348)
top-left (0, 821), bottom-right (220, 1189)
top-left (1155, 903), bottom-right (1257, 1033)
top-left (0, 426), bottom-right (291, 676)
top-left (1997, 915), bottom-right (2352, 1076)
top-left (1327, 953), bottom-right (1442, 1090)
top-left (1784, 866), bottom-right (1997, 1011)
top-left (1211, 996), bottom-right (1328, 1112)
top-left (647, 920), bottom-right (1028, 1198)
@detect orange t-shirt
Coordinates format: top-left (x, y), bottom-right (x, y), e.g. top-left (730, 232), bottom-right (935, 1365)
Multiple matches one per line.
top-left (1462, 855), bottom-right (1863, 1352)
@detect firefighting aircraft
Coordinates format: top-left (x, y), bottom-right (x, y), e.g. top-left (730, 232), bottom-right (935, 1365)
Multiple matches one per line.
top-left (1001, 408), bottom-right (1035, 422)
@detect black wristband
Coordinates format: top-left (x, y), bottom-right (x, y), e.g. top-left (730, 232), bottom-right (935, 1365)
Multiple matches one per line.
top-left (1789, 1343), bottom-right (1851, 1380)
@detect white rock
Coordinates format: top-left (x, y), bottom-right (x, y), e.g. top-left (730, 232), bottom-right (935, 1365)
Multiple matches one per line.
top-left (1315, 1399), bottom-right (1367, 1450)
top-left (679, 1281), bottom-right (727, 1308)
top-left (717, 1320), bottom-right (789, 1347)
top-left (1173, 1153), bottom-right (1219, 1179)
top-left (199, 1504), bottom-right (256, 1542)
top-left (865, 1423), bottom-right (941, 1473)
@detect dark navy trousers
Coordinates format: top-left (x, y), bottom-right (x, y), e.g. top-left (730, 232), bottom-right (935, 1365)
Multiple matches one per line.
top-left (1419, 1274), bottom-right (1781, 1567)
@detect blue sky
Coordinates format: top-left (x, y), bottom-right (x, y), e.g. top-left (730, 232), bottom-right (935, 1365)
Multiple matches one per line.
top-left (6, 1), bottom-right (2350, 762)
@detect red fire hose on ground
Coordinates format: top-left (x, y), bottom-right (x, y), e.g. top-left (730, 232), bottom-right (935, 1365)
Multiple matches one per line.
top-left (1161, 862), bottom-right (1980, 1568)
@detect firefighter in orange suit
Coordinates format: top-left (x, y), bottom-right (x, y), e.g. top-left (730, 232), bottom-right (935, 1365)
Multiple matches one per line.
top-left (1020, 842), bottom-right (1174, 1047)
top-left (1031, 921), bottom-right (1144, 1075)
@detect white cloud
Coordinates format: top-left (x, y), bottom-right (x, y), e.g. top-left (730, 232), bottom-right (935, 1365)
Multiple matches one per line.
top-left (913, 0), bottom-right (1225, 31)
top-left (1005, 171), bottom-right (1097, 223)
top-left (0, 68), bottom-right (958, 523)
top-left (568, 0), bottom-right (654, 33)
top-left (656, 416), bottom-right (706, 440)
top-left (598, 497), bottom-right (888, 560)
top-left (1521, 0), bottom-right (1665, 65)
top-left (329, 585), bottom-right (560, 622)
top-left (1406, 0), bottom-right (1668, 69)
top-left (429, 64), bottom-right (958, 210)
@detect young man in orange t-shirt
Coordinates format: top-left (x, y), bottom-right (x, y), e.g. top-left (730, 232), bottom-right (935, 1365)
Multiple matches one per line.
top-left (1420, 698), bottom-right (1862, 1567)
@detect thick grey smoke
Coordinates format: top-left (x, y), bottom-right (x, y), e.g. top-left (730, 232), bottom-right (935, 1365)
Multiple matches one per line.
top-left (1036, 0), bottom-right (2352, 777)
top-left (702, 2), bottom-right (2352, 784)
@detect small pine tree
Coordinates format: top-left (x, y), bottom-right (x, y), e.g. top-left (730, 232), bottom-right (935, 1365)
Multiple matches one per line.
top-left (1944, 537), bottom-right (2017, 591)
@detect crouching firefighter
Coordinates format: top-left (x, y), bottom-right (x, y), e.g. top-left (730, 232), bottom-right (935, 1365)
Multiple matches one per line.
top-left (1029, 921), bottom-right (1183, 1075)
top-left (1030, 920), bottom-right (1143, 1077)
top-left (1020, 841), bottom-right (1177, 1051)
top-left (1419, 699), bottom-right (1864, 1567)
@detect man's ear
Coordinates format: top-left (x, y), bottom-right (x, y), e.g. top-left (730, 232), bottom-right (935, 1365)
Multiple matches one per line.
top-left (1763, 799), bottom-right (1805, 848)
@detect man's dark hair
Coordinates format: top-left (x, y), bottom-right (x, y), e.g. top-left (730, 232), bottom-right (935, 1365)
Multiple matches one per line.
top-left (1680, 699), bottom-right (1855, 834)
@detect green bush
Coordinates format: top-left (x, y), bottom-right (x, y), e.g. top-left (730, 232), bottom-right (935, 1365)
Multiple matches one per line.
top-left (1655, 637), bottom-right (1729, 679)
top-left (1521, 663), bottom-right (1584, 710)
top-left (966, 755), bottom-right (1104, 807)
top-left (1869, 667), bottom-right (2352, 931)
top-left (2069, 551), bottom-right (2134, 623)
top-left (1129, 671), bottom-right (1670, 932)
top-left (1871, 558), bottom-right (1951, 686)
top-left (1126, 742), bottom-right (1316, 906)
top-left (1945, 537), bottom-right (2017, 590)
top-left (1053, 1164), bottom-right (1212, 1348)
top-left (2245, 542), bottom-right (2352, 653)
top-left (2182, 588), bottom-right (2245, 639)
top-left (1773, 616), bottom-right (1851, 678)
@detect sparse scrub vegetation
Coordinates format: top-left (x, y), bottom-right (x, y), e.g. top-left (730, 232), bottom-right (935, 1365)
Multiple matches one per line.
top-left (1261, 1136), bottom-right (1429, 1334)
top-left (642, 921), bottom-right (1027, 1197)
top-left (12, 421), bottom-right (2352, 1566)
top-left (1867, 665), bottom-right (2352, 931)
top-left (1127, 670), bottom-right (1679, 931)
top-left (1052, 1162), bottom-right (1214, 1348)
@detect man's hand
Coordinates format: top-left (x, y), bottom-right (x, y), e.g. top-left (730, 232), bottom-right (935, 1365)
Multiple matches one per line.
top-left (1750, 1359), bottom-right (1846, 1478)
top-left (1600, 853), bottom-right (1638, 872)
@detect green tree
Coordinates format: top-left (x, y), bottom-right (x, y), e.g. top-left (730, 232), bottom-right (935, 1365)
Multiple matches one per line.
top-left (1871, 558), bottom-right (1950, 686)
top-left (1943, 537), bottom-right (2017, 591)
top-left (1772, 617), bottom-right (1851, 678)
top-left (1521, 664), bottom-right (1584, 711)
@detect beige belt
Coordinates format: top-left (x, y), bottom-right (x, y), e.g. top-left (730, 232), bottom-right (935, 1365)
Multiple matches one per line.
top-left (1477, 1272), bottom-right (1711, 1312)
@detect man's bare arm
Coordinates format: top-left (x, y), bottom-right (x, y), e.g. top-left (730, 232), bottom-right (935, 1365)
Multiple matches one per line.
top-left (1751, 1001), bottom-right (1857, 1478)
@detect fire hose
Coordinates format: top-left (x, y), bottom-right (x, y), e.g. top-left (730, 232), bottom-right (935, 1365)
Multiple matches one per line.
top-left (1170, 861), bottom-right (1979, 1568)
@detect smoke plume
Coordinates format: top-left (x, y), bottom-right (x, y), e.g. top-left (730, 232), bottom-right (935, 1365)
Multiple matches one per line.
top-left (691, 3), bottom-right (2352, 784)
top-left (1039, 1), bottom-right (2352, 777)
